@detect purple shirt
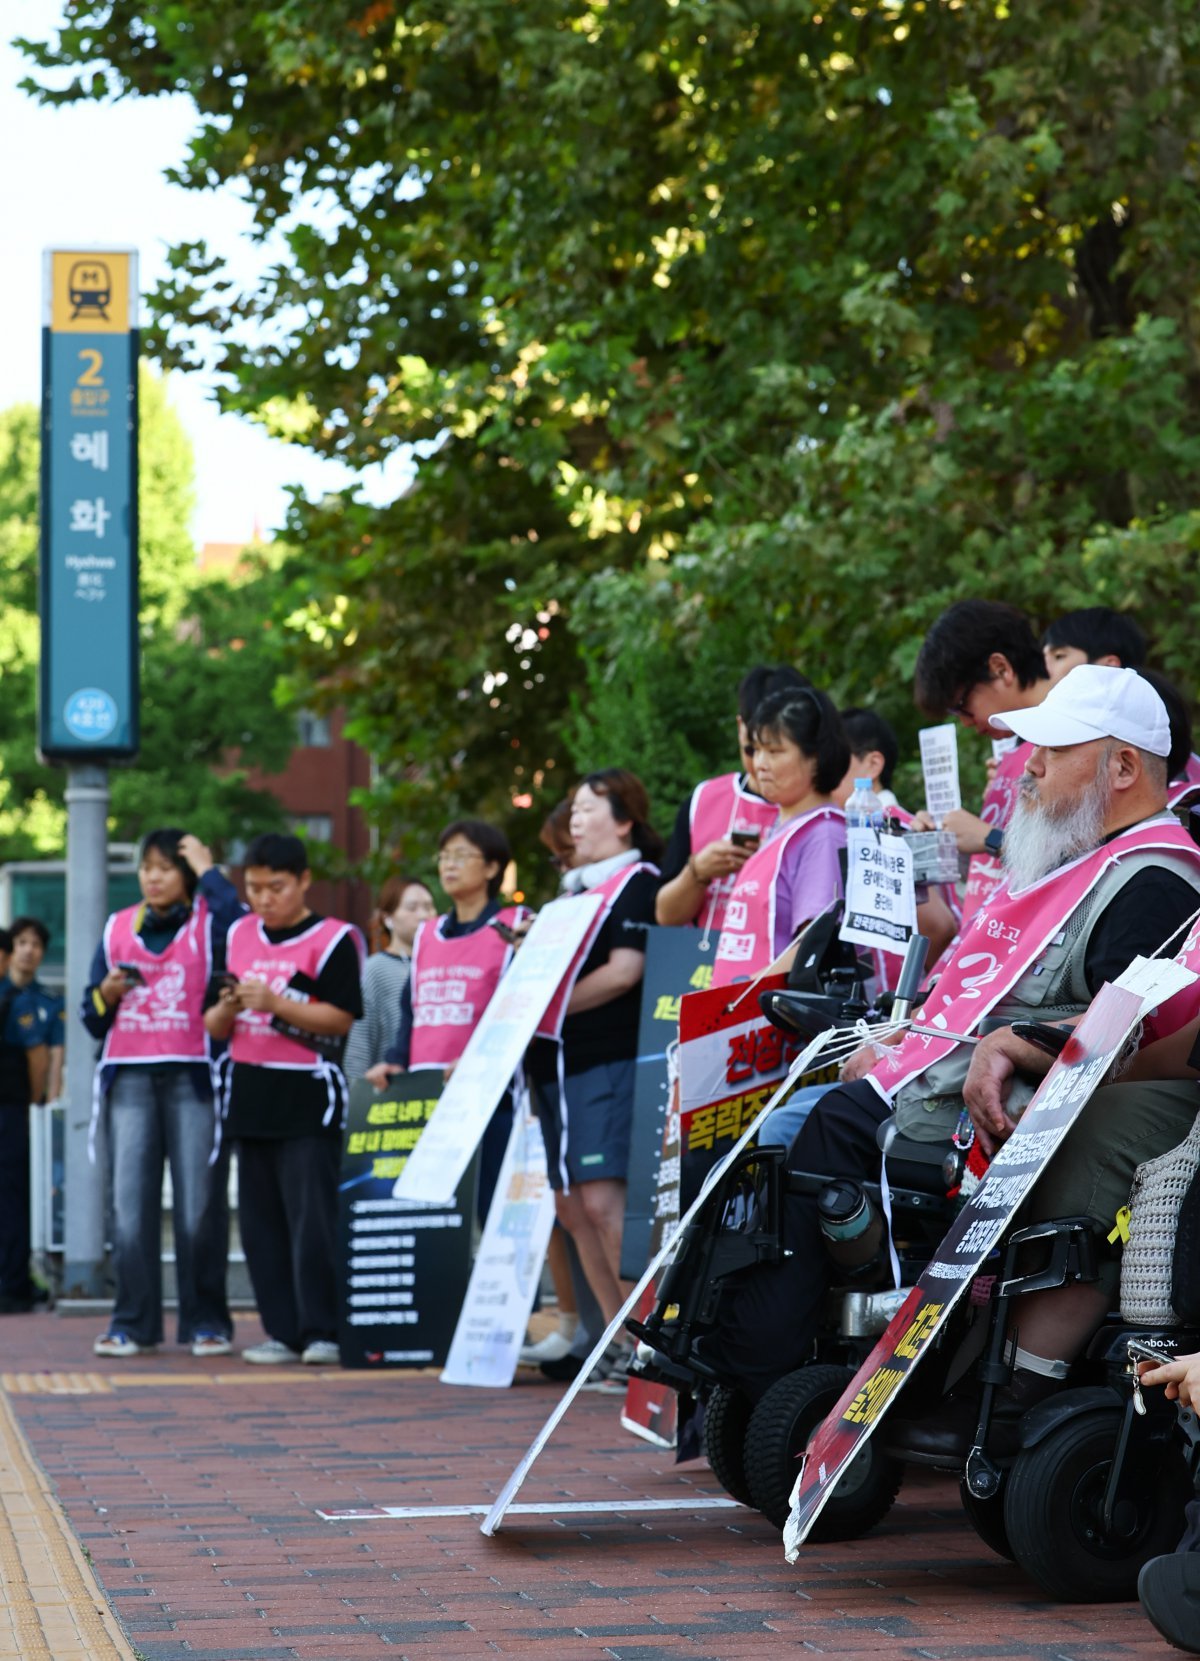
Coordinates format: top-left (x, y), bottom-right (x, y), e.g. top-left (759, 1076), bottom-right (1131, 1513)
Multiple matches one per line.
top-left (769, 814), bottom-right (846, 957)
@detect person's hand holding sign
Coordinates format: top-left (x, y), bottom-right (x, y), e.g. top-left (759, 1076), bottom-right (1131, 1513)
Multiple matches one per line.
top-left (912, 807), bottom-right (992, 856)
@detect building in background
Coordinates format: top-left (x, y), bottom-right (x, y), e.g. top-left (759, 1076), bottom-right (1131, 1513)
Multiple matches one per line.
top-left (199, 540), bottom-right (373, 929)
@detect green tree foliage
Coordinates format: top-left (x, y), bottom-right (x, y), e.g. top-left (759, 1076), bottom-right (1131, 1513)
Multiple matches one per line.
top-left (0, 372), bottom-right (291, 859)
top-left (22, 1), bottom-right (1200, 862)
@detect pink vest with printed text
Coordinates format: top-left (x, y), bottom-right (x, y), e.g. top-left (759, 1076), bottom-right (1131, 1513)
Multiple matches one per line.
top-left (1143, 908), bottom-right (1200, 1043)
top-left (226, 914), bottom-right (362, 1068)
top-left (712, 807), bottom-right (845, 988)
top-left (869, 815), bottom-right (1200, 1099)
top-left (535, 863), bottom-right (658, 1041)
top-left (409, 906), bottom-right (528, 1068)
top-left (960, 741), bottom-right (1034, 923)
top-left (688, 773), bottom-right (779, 933)
top-left (101, 901), bottom-right (212, 1065)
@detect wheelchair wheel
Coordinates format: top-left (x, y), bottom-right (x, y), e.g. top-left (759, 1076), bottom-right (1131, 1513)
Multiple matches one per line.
top-left (702, 1385), bottom-right (754, 1505)
top-left (1004, 1408), bottom-right (1190, 1601)
top-left (743, 1364), bottom-right (902, 1537)
top-left (959, 1478), bottom-right (1014, 1562)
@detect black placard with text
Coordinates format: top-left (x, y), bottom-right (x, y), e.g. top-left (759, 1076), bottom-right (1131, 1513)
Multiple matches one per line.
top-left (337, 1075), bottom-right (476, 1369)
top-left (619, 927), bottom-right (712, 1279)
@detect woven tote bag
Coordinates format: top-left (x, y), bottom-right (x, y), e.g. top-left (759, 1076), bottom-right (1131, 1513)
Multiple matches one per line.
top-left (1120, 1109), bottom-right (1200, 1325)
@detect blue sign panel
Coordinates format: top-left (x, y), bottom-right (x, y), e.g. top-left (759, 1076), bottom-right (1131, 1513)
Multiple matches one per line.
top-left (40, 249), bottom-right (139, 760)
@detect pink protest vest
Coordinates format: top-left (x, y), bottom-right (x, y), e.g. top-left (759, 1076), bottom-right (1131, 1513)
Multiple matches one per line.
top-left (101, 901), bottom-right (212, 1065)
top-left (227, 914), bottom-right (363, 1068)
top-left (535, 862), bottom-right (658, 1041)
top-left (688, 773), bottom-right (779, 933)
top-left (869, 815), bottom-right (1200, 1100)
top-left (409, 906), bottom-right (530, 1068)
top-left (1143, 909), bottom-right (1200, 1043)
top-left (960, 741), bottom-right (1035, 923)
top-left (1169, 754), bottom-right (1200, 808)
top-left (712, 806), bottom-right (845, 988)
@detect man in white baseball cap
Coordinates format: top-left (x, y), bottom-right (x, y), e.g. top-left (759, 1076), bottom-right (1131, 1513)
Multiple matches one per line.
top-left (702, 659), bottom-right (1200, 1422)
top-left (989, 662), bottom-right (1172, 759)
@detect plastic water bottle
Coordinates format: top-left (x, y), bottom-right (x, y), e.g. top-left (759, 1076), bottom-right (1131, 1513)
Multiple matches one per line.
top-left (844, 778), bottom-right (884, 831)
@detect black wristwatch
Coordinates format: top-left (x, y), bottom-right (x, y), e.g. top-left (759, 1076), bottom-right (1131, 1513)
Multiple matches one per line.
top-left (984, 826), bottom-right (1004, 857)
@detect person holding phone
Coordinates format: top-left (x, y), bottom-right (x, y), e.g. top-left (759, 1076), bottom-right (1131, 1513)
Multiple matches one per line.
top-left (712, 687), bottom-right (849, 986)
top-left (81, 829), bottom-right (246, 1359)
top-left (655, 665), bottom-right (810, 935)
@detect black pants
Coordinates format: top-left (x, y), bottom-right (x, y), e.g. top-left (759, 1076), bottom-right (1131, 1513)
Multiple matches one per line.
top-left (0, 1103), bottom-right (33, 1304)
top-left (711, 1080), bottom-right (891, 1402)
top-left (237, 1135), bottom-right (340, 1351)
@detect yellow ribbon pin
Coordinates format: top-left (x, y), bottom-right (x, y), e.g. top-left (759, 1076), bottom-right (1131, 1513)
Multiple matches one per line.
top-left (1107, 1206), bottom-right (1132, 1245)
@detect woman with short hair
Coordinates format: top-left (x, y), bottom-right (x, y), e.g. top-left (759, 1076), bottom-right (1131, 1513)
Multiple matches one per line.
top-left (342, 875), bottom-right (436, 1081)
top-left (528, 770), bottom-right (662, 1352)
top-left (712, 689), bottom-right (848, 986)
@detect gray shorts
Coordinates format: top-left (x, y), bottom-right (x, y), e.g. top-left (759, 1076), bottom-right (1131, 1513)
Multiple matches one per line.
top-left (532, 1057), bottom-right (636, 1192)
top-left (1021, 1078), bottom-right (1200, 1296)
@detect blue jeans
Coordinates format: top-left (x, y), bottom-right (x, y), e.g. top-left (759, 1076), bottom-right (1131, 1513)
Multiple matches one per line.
top-left (107, 1066), bottom-right (231, 1345)
top-left (756, 1082), bottom-right (837, 1150)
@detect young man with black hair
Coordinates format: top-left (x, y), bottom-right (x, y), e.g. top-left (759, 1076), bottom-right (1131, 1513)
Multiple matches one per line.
top-left (655, 665), bottom-right (811, 932)
top-left (913, 599), bottom-right (1052, 924)
top-left (1042, 605), bottom-right (1148, 683)
top-left (205, 833), bottom-right (363, 1366)
top-left (0, 917), bottom-right (61, 1313)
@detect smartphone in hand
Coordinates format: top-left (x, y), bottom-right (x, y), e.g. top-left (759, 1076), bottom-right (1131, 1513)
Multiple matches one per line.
top-left (116, 962), bottom-right (146, 986)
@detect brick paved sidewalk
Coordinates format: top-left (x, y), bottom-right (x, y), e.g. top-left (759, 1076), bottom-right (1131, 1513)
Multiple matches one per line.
top-left (0, 1309), bottom-right (1177, 1659)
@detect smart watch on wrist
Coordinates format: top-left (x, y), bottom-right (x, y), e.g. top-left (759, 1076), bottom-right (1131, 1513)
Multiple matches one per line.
top-left (984, 826), bottom-right (1004, 857)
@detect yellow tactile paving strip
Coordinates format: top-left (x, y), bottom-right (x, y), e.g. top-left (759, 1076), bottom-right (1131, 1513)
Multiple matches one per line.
top-left (0, 1388), bottom-right (138, 1660)
top-left (1, 1366), bottom-right (440, 1394)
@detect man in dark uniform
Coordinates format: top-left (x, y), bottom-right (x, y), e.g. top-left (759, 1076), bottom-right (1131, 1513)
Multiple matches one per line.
top-left (0, 916), bottom-right (61, 1313)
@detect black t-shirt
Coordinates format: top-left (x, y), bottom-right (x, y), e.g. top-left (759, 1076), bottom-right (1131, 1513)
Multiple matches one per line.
top-left (530, 869), bottom-right (659, 1079)
top-left (659, 795), bottom-right (698, 886)
top-left (210, 915), bottom-right (364, 1140)
top-left (1083, 866), bottom-right (1199, 994)
top-left (659, 774), bottom-right (770, 886)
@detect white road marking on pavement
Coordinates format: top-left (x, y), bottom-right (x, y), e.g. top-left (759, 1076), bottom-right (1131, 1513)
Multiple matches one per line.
top-left (318, 1496), bottom-right (743, 1521)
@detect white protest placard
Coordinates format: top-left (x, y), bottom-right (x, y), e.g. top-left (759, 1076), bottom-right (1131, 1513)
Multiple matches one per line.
top-left (393, 892), bottom-right (603, 1205)
top-left (440, 1107), bottom-right (555, 1388)
top-left (991, 734), bottom-right (1020, 764)
top-left (919, 723), bottom-right (961, 824)
top-left (839, 829), bottom-right (918, 956)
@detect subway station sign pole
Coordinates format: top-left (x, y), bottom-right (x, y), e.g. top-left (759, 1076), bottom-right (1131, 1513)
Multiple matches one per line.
top-left (40, 248), bottom-right (139, 1296)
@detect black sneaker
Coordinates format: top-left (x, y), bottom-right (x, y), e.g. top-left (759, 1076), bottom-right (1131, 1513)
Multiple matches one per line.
top-left (539, 1353), bottom-right (585, 1382)
top-left (1139, 1553), bottom-right (1200, 1653)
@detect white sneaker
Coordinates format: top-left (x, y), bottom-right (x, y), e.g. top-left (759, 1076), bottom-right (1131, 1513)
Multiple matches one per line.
top-left (518, 1329), bottom-right (576, 1367)
top-left (190, 1333), bottom-right (233, 1358)
top-left (301, 1339), bottom-right (341, 1366)
top-left (242, 1338), bottom-right (302, 1365)
top-left (93, 1331), bottom-right (156, 1358)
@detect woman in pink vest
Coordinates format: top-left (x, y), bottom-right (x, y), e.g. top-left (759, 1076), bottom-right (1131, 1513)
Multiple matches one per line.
top-left (367, 819), bottom-right (529, 1223)
top-left (528, 770), bottom-right (662, 1362)
top-left (655, 665), bottom-right (809, 935)
top-left (712, 688), bottom-right (849, 987)
top-left (81, 830), bottom-right (246, 1359)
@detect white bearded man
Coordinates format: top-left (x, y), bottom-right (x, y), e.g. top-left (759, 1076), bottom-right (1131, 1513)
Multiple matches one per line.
top-left (703, 666), bottom-right (1200, 1410)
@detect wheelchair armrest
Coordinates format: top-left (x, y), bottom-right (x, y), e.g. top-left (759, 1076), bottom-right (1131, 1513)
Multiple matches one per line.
top-left (759, 988), bottom-right (851, 1042)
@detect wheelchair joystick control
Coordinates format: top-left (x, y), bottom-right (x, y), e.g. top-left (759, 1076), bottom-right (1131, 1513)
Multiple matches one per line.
top-left (818, 1179), bottom-right (884, 1271)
